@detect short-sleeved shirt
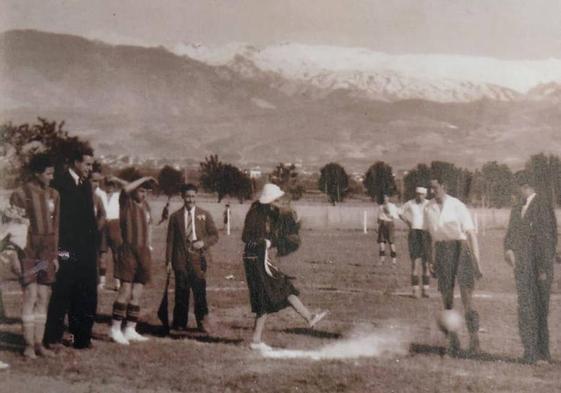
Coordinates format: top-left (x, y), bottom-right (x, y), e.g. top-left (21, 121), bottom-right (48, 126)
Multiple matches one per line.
top-left (424, 195), bottom-right (475, 241)
top-left (96, 188), bottom-right (120, 220)
top-left (378, 203), bottom-right (400, 222)
top-left (119, 191), bottom-right (151, 248)
top-left (400, 199), bottom-right (429, 230)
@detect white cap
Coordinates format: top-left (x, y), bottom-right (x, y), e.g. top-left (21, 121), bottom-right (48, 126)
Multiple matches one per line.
top-left (259, 183), bottom-right (285, 204)
top-left (415, 187), bottom-right (427, 194)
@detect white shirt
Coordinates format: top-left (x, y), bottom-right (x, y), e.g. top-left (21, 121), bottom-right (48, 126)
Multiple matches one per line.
top-left (68, 168), bottom-right (80, 185)
top-left (378, 202), bottom-right (400, 222)
top-left (184, 206), bottom-right (197, 241)
top-left (400, 199), bottom-right (428, 230)
top-left (521, 193), bottom-right (536, 218)
top-left (106, 190), bottom-right (120, 220)
top-left (424, 195), bottom-right (475, 241)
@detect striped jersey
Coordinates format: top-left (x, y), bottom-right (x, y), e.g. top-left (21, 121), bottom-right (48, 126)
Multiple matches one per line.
top-left (10, 181), bottom-right (60, 249)
top-left (119, 190), bottom-right (151, 247)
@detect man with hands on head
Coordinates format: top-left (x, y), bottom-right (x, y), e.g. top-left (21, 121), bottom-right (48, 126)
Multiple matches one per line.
top-left (108, 175), bottom-right (157, 345)
top-left (504, 171), bottom-right (557, 364)
top-left (166, 184), bottom-right (218, 334)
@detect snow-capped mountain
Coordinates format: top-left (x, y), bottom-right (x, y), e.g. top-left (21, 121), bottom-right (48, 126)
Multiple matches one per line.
top-left (526, 82), bottom-right (561, 103)
top-left (174, 42), bottom-right (561, 103)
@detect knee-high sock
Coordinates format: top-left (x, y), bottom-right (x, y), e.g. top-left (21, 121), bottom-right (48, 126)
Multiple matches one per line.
top-left (112, 302), bottom-right (127, 329)
top-left (34, 314), bottom-right (47, 345)
top-left (22, 314), bottom-right (35, 347)
top-left (465, 310), bottom-right (480, 334)
top-left (126, 304), bottom-right (140, 330)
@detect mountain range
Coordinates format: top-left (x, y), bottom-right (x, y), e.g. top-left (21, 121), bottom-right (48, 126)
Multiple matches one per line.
top-left (1, 29), bottom-right (560, 172)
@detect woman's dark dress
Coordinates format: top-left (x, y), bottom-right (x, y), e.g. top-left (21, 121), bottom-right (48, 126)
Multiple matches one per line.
top-left (242, 202), bottom-right (299, 316)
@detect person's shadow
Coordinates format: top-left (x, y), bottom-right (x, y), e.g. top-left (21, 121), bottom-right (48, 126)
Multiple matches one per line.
top-left (95, 313), bottom-right (243, 345)
top-left (408, 343), bottom-right (553, 365)
top-left (0, 331), bottom-right (24, 353)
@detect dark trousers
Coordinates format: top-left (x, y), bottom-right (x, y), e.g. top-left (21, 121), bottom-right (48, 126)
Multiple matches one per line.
top-left (44, 256), bottom-right (98, 348)
top-left (172, 269), bottom-right (208, 328)
top-left (515, 257), bottom-right (552, 361)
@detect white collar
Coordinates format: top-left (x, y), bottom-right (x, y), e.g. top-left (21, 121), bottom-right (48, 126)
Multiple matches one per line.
top-left (68, 168), bottom-right (81, 185)
top-left (525, 193), bottom-right (536, 206)
top-left (184, 206), bottom-right (196, 215)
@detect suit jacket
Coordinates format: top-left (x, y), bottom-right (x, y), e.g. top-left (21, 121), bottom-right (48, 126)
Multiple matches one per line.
top-left (52, 170), bottom-right (98, 260)
top-left (504, 194), bottom-right (557, 273)
top-left (166, 206), bottom-right (218, 278)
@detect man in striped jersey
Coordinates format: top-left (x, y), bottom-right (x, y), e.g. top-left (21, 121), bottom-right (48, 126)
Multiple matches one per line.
top-left (10, 153), bottom-right (60, 358)
top-left (108, 175), bottom-right (157, 345)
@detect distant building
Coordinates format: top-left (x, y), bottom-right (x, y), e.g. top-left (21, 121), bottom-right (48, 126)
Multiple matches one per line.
top-left (246, 167), bottom-right (262, 179)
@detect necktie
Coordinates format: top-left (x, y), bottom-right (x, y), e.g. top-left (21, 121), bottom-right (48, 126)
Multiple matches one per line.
top-left (186, 210), bottom-right (193, 242)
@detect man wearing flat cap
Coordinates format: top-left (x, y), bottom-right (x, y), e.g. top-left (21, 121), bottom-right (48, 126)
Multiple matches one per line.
top-left (400, 187), bottom-right (431, 298)
top-left (504, 171), bottom-right (558, 364)
top-left (166, 183), bottom-right (218, 334)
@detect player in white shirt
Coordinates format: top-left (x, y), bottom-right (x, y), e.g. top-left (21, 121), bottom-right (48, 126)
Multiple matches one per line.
top-left (424, 177), bottom-right (482, 356)
top-left (96, 178), bottom-right (123, 291)
top-left (399, 187), bottom-right (431, 298)
top-left (377, 194), bottom-right (400, 265)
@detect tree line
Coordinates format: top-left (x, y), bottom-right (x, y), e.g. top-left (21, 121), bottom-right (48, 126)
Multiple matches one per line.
top-left (2, 118), bottom-right (560, 207)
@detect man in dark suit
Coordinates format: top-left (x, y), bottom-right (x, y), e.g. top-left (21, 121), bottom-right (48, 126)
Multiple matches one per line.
top-left (504, 171), bottom-right (558, 364)
top-left (44, 145), bottom-right (98, 350)
top-left (166, 184), bottom-right (218, 333)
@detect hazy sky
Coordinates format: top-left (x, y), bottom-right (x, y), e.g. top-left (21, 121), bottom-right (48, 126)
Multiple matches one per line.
top-left (1, 0), bottom-right (560, 59)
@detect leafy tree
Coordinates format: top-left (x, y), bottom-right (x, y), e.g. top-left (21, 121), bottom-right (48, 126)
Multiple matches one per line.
top-left (525, 153), bottom-right (561, 206)
top-left (0, 118), bottom-right (92, 187)
top-left (363, 161), bottom-right (397, 204)
top-left (429, 161), bottom-right (472, 201)
top-left (403, 163), bottom-right (431, 201)
top-left (318, 162), bottom-right (349, 205)
top-left (199, 154), bottom-right (224, 195)
top-left (270, 163), bottom-right (305, 201)
top-left (479, 161), bottom-right (514, 208)
top-left (548, 155), bottom-right (561, 207)
top-left (158, 165), bottom-right (184, 198)
top-left (199, 155), bottom-right (253, 202)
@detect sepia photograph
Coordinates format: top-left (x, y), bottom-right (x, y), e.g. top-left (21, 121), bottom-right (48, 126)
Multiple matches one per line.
top-left (0, 1), bottom-right (560, 392)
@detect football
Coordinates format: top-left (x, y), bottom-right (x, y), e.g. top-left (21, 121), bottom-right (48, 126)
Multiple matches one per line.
top-left (437, 309), bottom-right (464, 333)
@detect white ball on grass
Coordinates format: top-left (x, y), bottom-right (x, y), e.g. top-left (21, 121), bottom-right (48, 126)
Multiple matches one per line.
top-left (437, 309), bottom-right (464, 333)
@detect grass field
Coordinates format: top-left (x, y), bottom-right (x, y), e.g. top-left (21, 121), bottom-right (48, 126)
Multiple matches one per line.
top-left (1, 209), bottom-right (561, 392)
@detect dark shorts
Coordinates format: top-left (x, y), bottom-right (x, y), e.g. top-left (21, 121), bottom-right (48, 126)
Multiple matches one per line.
top-left (434, 240), bottom-right (475, 293)
top-left (115, 244), bottom-right (151, 284)
top-left (377, 221), bottom-right (395, 244)
top-left (408, 229), bottom-right (429, 261)
top-left (21, 234), bottom-right (57, 286)
top-left (105, 220), bottom-right (123, 252)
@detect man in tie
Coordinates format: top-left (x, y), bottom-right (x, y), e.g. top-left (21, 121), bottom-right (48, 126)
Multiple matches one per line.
top-left (504, 171), bottom-right (558, 364)
top-left (44, 145), bottom-right (98, 350)
top-left (166, 184), bottom-right (219, 334)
